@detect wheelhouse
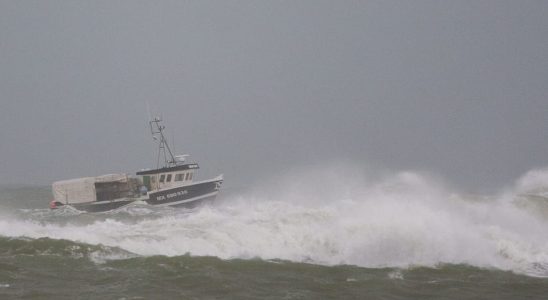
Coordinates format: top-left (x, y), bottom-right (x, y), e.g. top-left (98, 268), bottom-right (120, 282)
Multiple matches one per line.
top-left (136, 163), bottom-right (199, 191)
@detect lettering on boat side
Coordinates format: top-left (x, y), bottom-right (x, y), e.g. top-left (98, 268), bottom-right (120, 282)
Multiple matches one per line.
top-left (156, 190), bottom-right (188, 201)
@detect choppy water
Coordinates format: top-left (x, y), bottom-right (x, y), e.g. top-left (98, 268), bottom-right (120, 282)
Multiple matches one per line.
top-left (2, 166), bottom-right (548, 299)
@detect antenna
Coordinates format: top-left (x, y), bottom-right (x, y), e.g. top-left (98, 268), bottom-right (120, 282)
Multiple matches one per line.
top-left (149, 117), bottom-right (177, 168)
top-left (171, 129), bottom-right (175, 154)
top-left (145, 101), bottom-right (157, 166)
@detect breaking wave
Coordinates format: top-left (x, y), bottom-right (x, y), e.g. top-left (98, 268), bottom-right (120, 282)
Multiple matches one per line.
top-left (1, 164), bottom-right (548, 277)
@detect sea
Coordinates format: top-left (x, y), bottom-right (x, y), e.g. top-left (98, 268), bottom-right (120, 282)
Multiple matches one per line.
top-left (1, 166), bottom-right (548, 299)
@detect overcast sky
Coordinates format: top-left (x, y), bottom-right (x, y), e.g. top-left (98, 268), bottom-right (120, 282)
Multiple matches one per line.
top-left (1, 1), bottom-right (547, 192)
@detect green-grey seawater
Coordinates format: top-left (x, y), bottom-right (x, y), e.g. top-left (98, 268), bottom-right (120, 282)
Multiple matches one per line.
top-left (1, 236), bottom-right (547, 300)
top-left (1, 175), bottom-right (548, 299)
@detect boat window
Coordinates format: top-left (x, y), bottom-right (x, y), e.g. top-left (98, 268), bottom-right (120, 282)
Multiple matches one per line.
top-left (166, 174), bottom-right (172, 182)
top-left (151, 176), bottom-right (156, 183)
top-left (175, 174), bottom-right (184, 181)
top-left (185, 173), bottom-right (190, 180)
top-left (159, 174), bottom-right (165, 183)
top-left (189, 173), bottom-right (193, 181)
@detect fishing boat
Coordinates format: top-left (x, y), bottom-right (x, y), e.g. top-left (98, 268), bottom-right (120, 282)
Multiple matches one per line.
top-left (50, 117), bottom-right (223, 212)
top-left (137, 117), bottom-right (223, 208)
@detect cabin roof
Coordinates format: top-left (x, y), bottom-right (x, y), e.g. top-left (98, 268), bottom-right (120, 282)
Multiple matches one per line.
top-left (136, 163), bottom-right (199, 175)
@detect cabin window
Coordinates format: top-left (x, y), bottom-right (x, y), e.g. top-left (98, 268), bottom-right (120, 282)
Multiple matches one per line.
top-left (159, 174), bottom-right (165, 183)
top-left (166, 174), bottom-right (172, 182)
top-left (188, 173), bottom-right (193, 180)
top-left (185, 173), bottom-right (190, 181)
top-left (175, 174), bottom-right (184, 181)
top-left (151, 176), bottom-right (156, 183)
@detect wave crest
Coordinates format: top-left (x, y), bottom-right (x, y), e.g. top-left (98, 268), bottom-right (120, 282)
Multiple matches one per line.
top-left (1, 166), bottom-right (548, 277)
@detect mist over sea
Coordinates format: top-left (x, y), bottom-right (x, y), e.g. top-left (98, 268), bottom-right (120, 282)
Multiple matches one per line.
top-left (1, 165), bottom-right (548, 299)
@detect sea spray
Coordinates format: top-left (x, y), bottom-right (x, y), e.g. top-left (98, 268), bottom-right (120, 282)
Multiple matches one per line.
top-left (1, 165), bottom-right (548, 277)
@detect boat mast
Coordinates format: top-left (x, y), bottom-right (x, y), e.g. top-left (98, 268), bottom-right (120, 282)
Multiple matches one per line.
top-left (149, 117), bottom-right (177, 168)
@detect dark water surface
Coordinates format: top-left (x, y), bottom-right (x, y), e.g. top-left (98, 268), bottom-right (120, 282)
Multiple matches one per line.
top-left (1, 236), bottom-right (547, 300)
top-left (1, 180), bottom-right (548, 299)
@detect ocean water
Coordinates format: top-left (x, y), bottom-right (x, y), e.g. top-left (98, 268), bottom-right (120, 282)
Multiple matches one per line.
top-left (1, 166), bottom-right (548, 299)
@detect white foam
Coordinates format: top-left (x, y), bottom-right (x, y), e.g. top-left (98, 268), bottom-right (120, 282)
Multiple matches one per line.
top-left (514, 167), bottom-right (548, 195)
top-left (1, 165), bottom-right (548, 277)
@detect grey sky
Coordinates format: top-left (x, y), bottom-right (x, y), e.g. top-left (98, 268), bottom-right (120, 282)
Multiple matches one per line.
top-left (1, 1), bottom-right (547, 192)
